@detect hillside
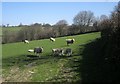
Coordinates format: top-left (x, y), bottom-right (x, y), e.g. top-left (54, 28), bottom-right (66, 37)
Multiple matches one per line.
top-left (0, 27), bottom-right (23, 36)
top-left (2, 27), bottom-right (22, 32)
top-left (2, 32), bottom-right (100, 82)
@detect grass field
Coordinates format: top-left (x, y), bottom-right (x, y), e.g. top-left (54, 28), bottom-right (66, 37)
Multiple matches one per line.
top-left (2, 32), bottom-right (101, 82)
top-left (2, 27), bottom-right (22, 32)
top-left (0, 27), bottom-right (22, 36)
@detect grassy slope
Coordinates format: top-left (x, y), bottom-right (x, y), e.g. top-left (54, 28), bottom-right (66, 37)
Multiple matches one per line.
top-left (2, 27), bottom-right (22, 31)
top-left (2, 32), bottom-right (101, 82)
top-left (0, 27), bottom-right (22, 36)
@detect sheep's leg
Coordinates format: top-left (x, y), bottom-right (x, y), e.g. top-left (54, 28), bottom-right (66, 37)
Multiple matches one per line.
top-left (35, 53), bottom-right (37, 56)
top-left (67, 43), bottom-right (69, 46)
top-left (34, 53), bottom-right (36, 56)
top-left (69, 52), bottom-right (72, 56)
top-left (38, 53), bottom-right (41, 58)
top-left (62, 51), bottom-right (64, 56)
top-left (53, 53), bottom-right (55, 56)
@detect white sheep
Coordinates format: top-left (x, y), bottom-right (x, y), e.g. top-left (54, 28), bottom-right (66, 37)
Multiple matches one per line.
top-left (50, 37), bottom-right (55, 42)
top-left (23, 40), bottom-right (29, 44)
top-left (28, 49), bottom-right (34, 53)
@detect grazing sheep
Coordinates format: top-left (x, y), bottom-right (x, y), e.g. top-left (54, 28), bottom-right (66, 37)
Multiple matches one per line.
top-left (66, 39), bottom-right (75, 45)
top-left (50, 37), bottom-right (55, 42)
top-left (52, 48), bottom-right (64, 56)
top-left (28, 47), bottom-right (43, 57)
top-left (22, 39), bottom-right (29, 44)
top-left (34, 47), bottom-right (43, 56)
top-left (28, 49), bottom-right (34, 53)
top-left (64, 48), bottom-right (72, 56)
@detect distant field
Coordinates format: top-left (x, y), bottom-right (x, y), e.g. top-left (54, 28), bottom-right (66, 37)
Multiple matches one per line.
top-left (0, 27), bottom-right (23, 36)
top-left (2, 32), bottom-right (101, 82)
top-left (2, 27), bottom-right (23, 32)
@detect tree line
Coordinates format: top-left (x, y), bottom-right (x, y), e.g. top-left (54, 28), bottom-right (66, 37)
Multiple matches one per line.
top-left (2, 8), bottom-right (110, 44)
top-left (101, 2), bottom-right (120, 63)
top-left (91, 1), bottom-right (120, 82)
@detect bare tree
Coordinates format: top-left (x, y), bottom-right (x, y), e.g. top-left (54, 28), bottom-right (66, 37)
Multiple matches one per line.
top-left (55, 20), bottom-right (68, 36)
top-left (100, 15), bottom-right (109, 22)
top-left (73, 11), bottom-right (95, 26)
top-left (7, 24), bottom-right (9, 27)
top-left (56, 20), bottom-right (68, 26)
top-left (110, 1), bottom-right (120, 28)
top-left (2, 30), bottom-right (9, 43)
top-left (93, 16), bottom-right (101, 31)
top-left (2, 30), bottom-right (17, 43)
top-left (18, 22), bottom-right (23, 27)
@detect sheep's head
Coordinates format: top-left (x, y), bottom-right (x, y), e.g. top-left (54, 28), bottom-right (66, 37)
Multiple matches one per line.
top-left (28, 49), bottom-right (34, 52)
top-left (52, 49), bottom-right (55, 51)
top-left (72, 39), bottom-right (75, 42)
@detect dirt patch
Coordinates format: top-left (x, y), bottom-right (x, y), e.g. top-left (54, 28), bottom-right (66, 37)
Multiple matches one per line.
top-left (3, 66), bottom-right (35, 82)
top-left (0, 76), bottom-right (2, 83)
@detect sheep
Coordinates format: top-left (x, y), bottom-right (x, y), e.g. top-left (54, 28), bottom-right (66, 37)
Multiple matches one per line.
top-left (66, 39), bottom-right (75, 45)
top-left (22, 39), bottom-right (29, 44)
top-left (64, 48), bottom-right (72, 56)
top-left (50, 37), bottom-right (55, 42)
top-left (28, 49), bottom-right (34, 53)
top-left (34, 47), bottom-right (43, 56)
top-left (52, 48), bottom-right (64, 56)
top-left (28, 47), bottom-right (43, 57)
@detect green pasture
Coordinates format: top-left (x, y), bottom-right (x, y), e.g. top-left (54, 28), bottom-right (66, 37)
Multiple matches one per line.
top-left (2, 32), bottom-right (101, 82)
top-left (2, 27), bottom-right (22, 32)
top-left (0, 27), bottom-right (22, 36)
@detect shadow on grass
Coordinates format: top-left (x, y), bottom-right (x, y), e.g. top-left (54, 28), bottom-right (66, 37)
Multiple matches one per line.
top-left (58, 38), bottom-right (115, 83)
top-left (2, 53), bottom-right (72, 69)
top-left (72, 38), bottom-right (120, 83)
top-left (2, 54), bottom-right (40, 68)
top-left (80, 38), bottom-right (105, 83)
